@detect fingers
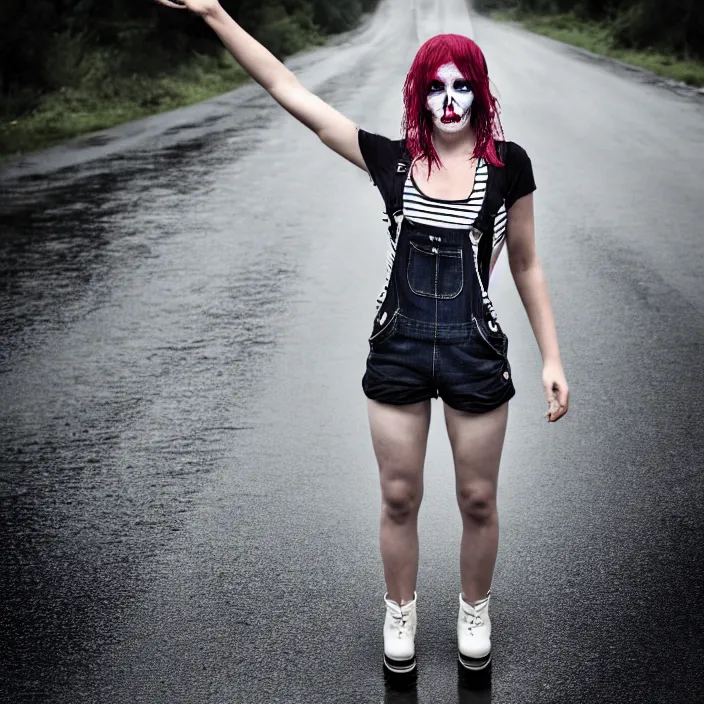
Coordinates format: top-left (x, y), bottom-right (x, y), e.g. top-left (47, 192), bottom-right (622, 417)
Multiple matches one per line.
top-left (155, 0), bottom-right (187, 9)
top-left (544, 382), bottom-right (569, 422)
top-left (543, 396), bottom-right (560, 422)
top-left (548, 401), bottom-right (568, 422)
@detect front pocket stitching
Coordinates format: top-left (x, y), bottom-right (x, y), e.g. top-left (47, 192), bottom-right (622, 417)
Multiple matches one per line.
top-left (473, 316), bottom-right (506, 357)
top-left (407, 244), bottom-right (464, 300)
top-left (409, 241), bottom-right (462, 258)
top-left (369, 309), bottom-right (399, 346)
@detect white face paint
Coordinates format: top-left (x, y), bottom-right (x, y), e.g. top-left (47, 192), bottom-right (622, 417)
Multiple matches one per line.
top-left (426, 62), bottom-right (474, 134)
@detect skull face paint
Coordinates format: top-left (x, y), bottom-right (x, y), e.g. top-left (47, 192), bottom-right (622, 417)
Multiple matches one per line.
top-left (426, 62), bottom-right (474, 134)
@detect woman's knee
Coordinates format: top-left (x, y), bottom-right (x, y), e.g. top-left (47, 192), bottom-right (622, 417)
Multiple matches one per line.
top-left (457, 481), bottom-right (497, 523)
top-left (381, 477), bottom-right (422, 523)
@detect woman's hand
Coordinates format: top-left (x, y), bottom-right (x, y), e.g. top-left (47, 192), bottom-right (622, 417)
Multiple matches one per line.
top-left (154, 0), bottom-right (363, 169)
top-left (155, 0), bottom-right (221, 17)
top-left (542, 360), bottom-right (569, 422)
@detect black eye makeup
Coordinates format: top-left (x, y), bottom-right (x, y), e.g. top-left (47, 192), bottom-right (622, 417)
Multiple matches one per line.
top-left (428, 79), bottom-right (472, 93)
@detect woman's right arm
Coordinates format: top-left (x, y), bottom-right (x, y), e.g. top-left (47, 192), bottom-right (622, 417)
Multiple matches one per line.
top-left (157, 0), bottom-right (366, 171)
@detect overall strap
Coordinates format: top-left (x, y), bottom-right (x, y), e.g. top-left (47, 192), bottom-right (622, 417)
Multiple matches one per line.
top-left (385, 142), bottom-right (412, 241)
top-left (492, 140), bottom-right (508, 198)
top-left (387, 141), bottom-right (507, 241)
top-left (473, 140), bottom-right (508, 234)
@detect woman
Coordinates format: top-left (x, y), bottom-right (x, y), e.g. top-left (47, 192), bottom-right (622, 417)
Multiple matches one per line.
top-left (156, 0), bottom-right (569, 675)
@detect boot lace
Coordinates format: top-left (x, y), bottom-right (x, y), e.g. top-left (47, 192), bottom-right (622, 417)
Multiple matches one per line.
top-left (391, 611), bottom-right (411, 638)
top-left (461, 609), bottom-right (484, 634)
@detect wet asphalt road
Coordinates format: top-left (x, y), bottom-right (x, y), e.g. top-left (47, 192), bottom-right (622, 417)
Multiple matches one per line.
top-left (1, 0), bottom-right (703, 702)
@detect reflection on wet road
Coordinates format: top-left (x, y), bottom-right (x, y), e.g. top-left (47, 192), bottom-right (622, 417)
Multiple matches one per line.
top-left (1, 0), bottom-right (703, 702)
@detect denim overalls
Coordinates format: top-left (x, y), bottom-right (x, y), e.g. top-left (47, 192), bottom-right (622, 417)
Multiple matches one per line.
top-left (362, 154), bottom-right (515, 413)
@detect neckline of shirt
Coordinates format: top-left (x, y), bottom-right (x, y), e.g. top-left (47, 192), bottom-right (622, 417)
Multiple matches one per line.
top-left (407, 158), bottom-right (487, 204)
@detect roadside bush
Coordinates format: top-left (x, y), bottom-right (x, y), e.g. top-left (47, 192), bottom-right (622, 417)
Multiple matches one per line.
top-left (312, 0), bottom-right (364, 34)
top-left (611, 1), bottom-right (703, 57)
top-left (476, 0), bottom-right (704, 59)
top-left (255, 16), bottom-right (322, 58)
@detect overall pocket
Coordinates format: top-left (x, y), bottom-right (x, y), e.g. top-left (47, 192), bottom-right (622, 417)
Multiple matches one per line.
top-left (407, 242), bottom-right (463, 299)
top-left (473, 316), bottom-right (508, 358)
top-left (369, 309), bottom-right (399, 351)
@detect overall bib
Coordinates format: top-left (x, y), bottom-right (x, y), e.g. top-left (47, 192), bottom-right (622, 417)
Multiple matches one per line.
top-left (362, 172), bottom-right (515, 413)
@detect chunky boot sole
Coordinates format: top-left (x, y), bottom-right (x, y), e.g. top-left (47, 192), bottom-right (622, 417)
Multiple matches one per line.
top-left (384, 653), bottom-right (417, 674)
top-left (458, 650), bottom-right (491, 671)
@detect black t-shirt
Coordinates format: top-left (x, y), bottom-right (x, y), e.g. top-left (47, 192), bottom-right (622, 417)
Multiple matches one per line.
top-left (357, 129), bottom-right (536, 216)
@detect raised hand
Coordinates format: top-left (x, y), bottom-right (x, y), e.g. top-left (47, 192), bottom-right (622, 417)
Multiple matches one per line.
top-left (154, 0), bottom-right (221, 17)
top-left (153, 0), bottom-right (364, 170)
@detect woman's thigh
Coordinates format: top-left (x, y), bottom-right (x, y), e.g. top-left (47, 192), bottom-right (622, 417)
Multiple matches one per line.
top-left (443, 401), bottom-right (509, 494)
top-left (367, 398), bottom-right (432, 498)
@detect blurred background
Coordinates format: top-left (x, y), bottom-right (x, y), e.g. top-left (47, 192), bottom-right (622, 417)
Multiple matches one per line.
top-left (0, 0), bottom-right (381, 156)
top-left (0, 0), bottom-right (702, 158)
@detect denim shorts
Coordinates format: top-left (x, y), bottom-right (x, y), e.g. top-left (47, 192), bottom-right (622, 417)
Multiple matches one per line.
top-left (362, 314), bottom-right (515, 413)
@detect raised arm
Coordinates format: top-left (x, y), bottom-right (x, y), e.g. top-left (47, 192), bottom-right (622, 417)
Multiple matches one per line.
top-left (156, 0), bottom-right (365, 170)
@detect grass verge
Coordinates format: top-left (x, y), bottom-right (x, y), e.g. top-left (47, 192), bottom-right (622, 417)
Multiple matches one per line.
top-left (0, 51), bottom-right (254, 161)
top-left (492, 9), bottom-right (704, 88)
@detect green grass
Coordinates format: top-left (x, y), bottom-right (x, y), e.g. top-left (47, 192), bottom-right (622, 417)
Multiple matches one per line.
top-left (492, 10), bottom-right (704, 88)
top-left (0, 51), bottom-right (252, 160)
top-left (0, 8), bottom-right (334, 162)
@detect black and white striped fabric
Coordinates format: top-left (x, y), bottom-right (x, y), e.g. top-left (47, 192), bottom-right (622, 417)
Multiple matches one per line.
top-left (403, 160), bottom-right (489, 229)
top-left (357, 130), bottom-right (537, 314)
top-left (490, 202), bottom-right (507, 269)
top-left (402, 160), bottom-right (508, 269)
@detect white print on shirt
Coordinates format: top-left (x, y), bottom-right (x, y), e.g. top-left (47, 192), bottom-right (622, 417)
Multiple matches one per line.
top-left (490, 203), bottom-right (507, 276)
top-left (426, 63), bottom-right (474, 134)
top-left (375, 212), bottom-right (403, 314)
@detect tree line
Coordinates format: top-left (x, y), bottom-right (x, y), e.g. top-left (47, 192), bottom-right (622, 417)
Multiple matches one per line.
top-left (0, 0), bottom-right (379, 114)
top-left (475, 0), bottom-right (704, 59)
top-left (2, 0), bottom-right (701, 121)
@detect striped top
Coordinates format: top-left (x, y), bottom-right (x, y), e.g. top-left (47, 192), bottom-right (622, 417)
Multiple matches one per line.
top-left (402, 159), bottom-right (509, 270)
top-left (403, 160), bottom-right (489, 229)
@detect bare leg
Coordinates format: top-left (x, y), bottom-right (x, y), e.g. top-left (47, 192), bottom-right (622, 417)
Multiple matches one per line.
top-left (443, 402), bottom-right (509, 603)
top-left (367, 398), bottom-right (431, 605)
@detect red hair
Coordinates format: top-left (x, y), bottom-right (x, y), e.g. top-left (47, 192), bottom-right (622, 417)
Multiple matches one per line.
top-left (402, 34), bottom-right (504, 171)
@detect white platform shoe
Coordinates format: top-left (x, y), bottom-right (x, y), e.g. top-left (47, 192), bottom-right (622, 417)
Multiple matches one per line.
top-left (383, 591), bottom-right (418, 674)
top-left (457, 591), bottom-right (492, 671)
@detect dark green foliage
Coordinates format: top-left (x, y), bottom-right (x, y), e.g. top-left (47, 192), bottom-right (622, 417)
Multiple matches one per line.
top-left (3, 0), bottom-right (701, 124)
top-left (610, 0), bottom-right (704, 56)
top-left (312, 0), bottom-right (364, 34)
top-left (475, 0), bottom-right (704, 59)
top-left (0, 0), bottom-right (379, 117)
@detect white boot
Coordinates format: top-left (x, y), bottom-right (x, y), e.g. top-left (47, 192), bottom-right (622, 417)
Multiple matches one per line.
top-left (383, 591), bottom-right (417, 673)
top-left (457, 591), bottom-right (492, 671)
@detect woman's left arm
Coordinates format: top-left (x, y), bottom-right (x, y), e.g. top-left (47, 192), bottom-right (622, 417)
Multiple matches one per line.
top-left (505, 193), bottom-right (569, 422)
